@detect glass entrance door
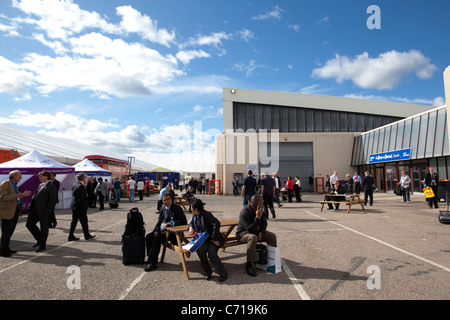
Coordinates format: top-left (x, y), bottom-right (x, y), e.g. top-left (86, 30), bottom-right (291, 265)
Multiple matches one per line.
top-left (386, 165), bottom-right (397, 192)
top-left (375, 167), bottom-right (385, 192)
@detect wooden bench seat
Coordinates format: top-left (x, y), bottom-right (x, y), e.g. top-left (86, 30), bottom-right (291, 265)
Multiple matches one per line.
top-left (319, 194), bottom-right (365, 214)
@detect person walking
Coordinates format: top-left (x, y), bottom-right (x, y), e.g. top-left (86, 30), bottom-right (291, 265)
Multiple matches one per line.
top-left (425, 166), bottom-right (439, 209)
top-left (26, 170), bottom-right (57, 252)
top-left (68, 173), bottom-right (95, 241)
top-left (362, 171), bottom-right (375, 207)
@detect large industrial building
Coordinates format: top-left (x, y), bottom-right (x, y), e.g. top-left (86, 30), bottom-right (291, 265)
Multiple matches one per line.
top-left (215, 87), bottom-right (441, 195)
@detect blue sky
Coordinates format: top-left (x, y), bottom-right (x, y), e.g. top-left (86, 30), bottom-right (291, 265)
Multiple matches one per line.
top-left (0, 0), bottom-right (449, 170)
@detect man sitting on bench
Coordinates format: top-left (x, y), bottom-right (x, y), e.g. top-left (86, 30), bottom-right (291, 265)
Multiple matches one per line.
top-left (326, 181), bottom-right (346, 210)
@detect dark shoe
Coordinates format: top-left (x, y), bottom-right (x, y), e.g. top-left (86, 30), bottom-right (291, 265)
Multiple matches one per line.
top-left (245, 262), bottom-right (257, 277)
top-left (205, 272), bottom-right (212, 280)
top-left (0, 251), bottom-right (12, 257)
top-left (7, 248), bottom-right (17, 254)
top-left (68, 236), bottom-right (80, 241)
top-left (144, 263), bottom-right (157, 272)
top-left (32, 242), bottom-right (40, 248)
top-left (272, 213), bottom-right (276, 219)
top-left (35, 246), bottom-right (46, 252)
top-left (85, 234), bottom-right (96, 240)
top-left (219, 272), bottom-right (228, 282)
top-left (278, 204), bottom-right (283, 207)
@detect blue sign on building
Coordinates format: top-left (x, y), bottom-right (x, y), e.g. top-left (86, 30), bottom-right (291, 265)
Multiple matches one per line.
top-left (369, 148), bottom-right (411, 164)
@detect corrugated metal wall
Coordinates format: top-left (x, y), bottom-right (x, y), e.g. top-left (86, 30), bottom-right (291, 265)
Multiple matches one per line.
top-left (233, 102), bottom-right (402, 132)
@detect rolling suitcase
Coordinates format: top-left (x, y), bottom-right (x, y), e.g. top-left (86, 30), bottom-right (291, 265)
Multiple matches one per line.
top-left (122, 234), bottom-right (145, 265)
top-left (122, 208), bottom-right (146, 265)
top-left (109, 199), bottom-right (119, 209)
top-left (438, 191), bottom-right (450, 224)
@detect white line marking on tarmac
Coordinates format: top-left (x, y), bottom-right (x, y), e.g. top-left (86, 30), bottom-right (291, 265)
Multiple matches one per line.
top-left (118, 271), bottom-right (147, 300)
top-left (305, 210), bottom-right (450, 273)
top-left (281, 259), bottom-right (311, 300)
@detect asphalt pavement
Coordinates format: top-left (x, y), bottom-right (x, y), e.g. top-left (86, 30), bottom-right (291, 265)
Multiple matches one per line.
top-left (1, 190), bottom-right (449, 302)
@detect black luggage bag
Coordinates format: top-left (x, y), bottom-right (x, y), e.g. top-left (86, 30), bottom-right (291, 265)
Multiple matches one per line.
top-left (122, 207), bottom-right (146, 265)
top-left (122, 234), bottom-right (145, 265)
top-left (438, 191), bottom-right (450, 224)
top-left (109, 199), bottom-right (119, 209)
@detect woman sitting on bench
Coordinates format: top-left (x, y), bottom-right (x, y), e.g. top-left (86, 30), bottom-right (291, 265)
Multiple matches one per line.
top-left (326, 181), bottom-right (346, 210)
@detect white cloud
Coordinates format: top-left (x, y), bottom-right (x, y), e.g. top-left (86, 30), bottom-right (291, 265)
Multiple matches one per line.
top-left (237, 28), bottom-right (254, 42)
top-left (288, 24), bottom-right (300, 32)
top-left (317, 16), bottom-right (330, 25)
top-left (233, 59), bottom-right (265, 77)
top-left (343, 93), bottom-right (444, 106)
top-left (116, 5), bottom-right (175, 47)
top-left (176, 50), bottom-right (210, 64)
top-left (252, 5), bottom-right (285, 21)
top-left (312, 50), bottom-right (437, 90)
top-left (0, 110), bottom-right (217, 156)
top-left (12, 0), bottom-right (120, 41)
top-left (0, 56), bottom-right (34, 96)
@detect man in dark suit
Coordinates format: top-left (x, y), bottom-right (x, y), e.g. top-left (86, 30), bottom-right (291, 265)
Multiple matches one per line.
top-left (48, 172), bottom-right (60, 228)
top-left (326, 181), bottom-right (347, 210)
top-left (144, 193), bottom-right (187, 272)
top-left (425, 166), bottom-right (439, 209)
top-left (26, 170), bottom-right (57, 252)
top-left (69, 173), bottom-right (95, 241)
top-left (236, 195), bottom-right (277, 277)
top-left (362, 171), bottom-right (375, 206)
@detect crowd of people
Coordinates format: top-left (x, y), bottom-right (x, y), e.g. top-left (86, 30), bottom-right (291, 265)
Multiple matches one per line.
top-left (0, 166), bottom-right (442, 282)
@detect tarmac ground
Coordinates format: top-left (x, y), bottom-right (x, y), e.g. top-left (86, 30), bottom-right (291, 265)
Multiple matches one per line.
top-left (1, 190), bottom-right (449, 304)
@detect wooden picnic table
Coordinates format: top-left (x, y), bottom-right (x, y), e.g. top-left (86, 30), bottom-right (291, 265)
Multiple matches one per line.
top-left (160, 219), bottom-right (241, 280)
top-left (174, 196), bottom-right (190, 210)
top-left (319, 193), bottom-right (365, 214)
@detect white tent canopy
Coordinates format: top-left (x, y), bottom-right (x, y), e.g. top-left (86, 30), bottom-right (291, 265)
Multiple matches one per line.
top-left (73, 158), bottom-right (112, 178)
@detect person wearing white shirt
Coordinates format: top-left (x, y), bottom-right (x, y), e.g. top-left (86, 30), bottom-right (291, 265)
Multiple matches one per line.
top-left (330, 171), bottom-right (338, 187)
top-left (127, 177), bottom-right (137, 203)
top-left (399, 171), bottom-right (411, 202)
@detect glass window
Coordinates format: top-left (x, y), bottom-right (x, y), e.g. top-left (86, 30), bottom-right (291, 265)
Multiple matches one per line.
top-left (372, 130), bottom-right (379, 155)
top-left (383, 126), bottom-right (391, 152)
top-left (389, 123), bottom-right (397, 151)
top-left (410, 117), bottom-right (420, 159)
top-left (402, 119), bottom-right (412, 149)
top-left (437, 157), bottom-right (447, 179)
top-left (396, 122), bottom-right (404, 150)
top-left (433, 108), bottom-right (446, 156)
top-left (367, 131), bottom-right (374, 158)
top-left (378, 128), bottom-right (385, 153)
top-left (447, 157), bottom-right (450, 178)
top-left (425, 111), bottom-right (437, 157)
top-left (417, 114), bottom-right (428, 159)
top-left (444, 121), bottom-right (450, 156)
top-left (363, 133), bottom-right (370, 163)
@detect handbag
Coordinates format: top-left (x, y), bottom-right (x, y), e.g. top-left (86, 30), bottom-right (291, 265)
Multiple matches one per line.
top-left (256, 245), bottom-right (282, 274)
top-left (423, 186), bottom-right (435, 198)
top-left (256, 243), bottom-right (267, 265)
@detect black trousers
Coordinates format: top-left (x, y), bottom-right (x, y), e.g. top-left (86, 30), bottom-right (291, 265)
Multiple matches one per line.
top-left (428, 185), bottom-right (438, 208)
top-left (262, 193), bottom-right (275, 218)
top-left (145, 231), bottom-right (177, 264)
top-left (26, 208), bottom-right (49, 247)
top-left (196, 241), bottom-right (226, 276)
top-left (0, 205), bottom-right (20, 253)
top-left (364, 190), bottom-right (374, 206)
top-left (69, 208), bottom-right (90, 238)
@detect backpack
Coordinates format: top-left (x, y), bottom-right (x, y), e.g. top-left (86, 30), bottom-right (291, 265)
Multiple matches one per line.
top-left (122, 207), bottom-right (145, 237)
